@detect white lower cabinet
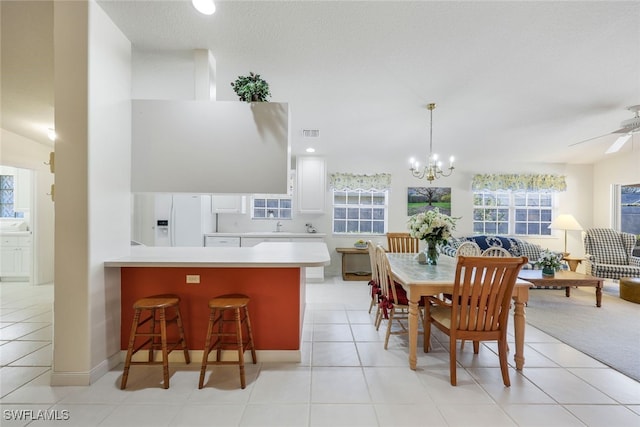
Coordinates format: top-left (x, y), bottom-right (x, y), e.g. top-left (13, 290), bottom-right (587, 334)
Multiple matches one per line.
top-left (241, 235), bottom-right (325, 282)
top-left (0, 236), bottom-right (32, 279)
top-left (204, 236), bottom-right (241, 247)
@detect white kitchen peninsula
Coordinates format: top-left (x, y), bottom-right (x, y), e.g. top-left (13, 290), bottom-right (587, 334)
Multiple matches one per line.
top-left (105, 242), bottom-right (330, 362)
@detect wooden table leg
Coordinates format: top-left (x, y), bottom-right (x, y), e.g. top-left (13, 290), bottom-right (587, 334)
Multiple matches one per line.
top-left (512, 290), bottom-right (527, 371)
top-left (408, 299), bottom-right (419, 370)
top-left (596, 281), bottom-right (603, 307)
top-left (565, 286), bottom-right (571, 297)
top-left (341, 253), bottom-right (347, 281)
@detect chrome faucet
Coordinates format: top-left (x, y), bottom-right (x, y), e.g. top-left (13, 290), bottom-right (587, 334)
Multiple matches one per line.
top-left (275, 221), bottom-right (283, 232)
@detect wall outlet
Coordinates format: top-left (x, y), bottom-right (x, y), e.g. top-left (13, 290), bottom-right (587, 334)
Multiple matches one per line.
top-left (186, 274), bottom-right (200, 284)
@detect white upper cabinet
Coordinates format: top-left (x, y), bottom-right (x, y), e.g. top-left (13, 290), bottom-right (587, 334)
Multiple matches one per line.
top-left (211, 195), bottom-right (246, 214)
top-left (296, 156), bottom-right (326, 214)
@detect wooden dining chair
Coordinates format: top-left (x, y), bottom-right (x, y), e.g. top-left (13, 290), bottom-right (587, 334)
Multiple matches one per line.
top-left (366, 240), bottom-right (381, 317)
top-left (375, 245), bottom-right (424, 349)
top-left (424, 255), bottom-right (528, 386)
top-left (386, 232), bottom-right (419, 253)
top-left (481, 247), bottom-right (512, 257)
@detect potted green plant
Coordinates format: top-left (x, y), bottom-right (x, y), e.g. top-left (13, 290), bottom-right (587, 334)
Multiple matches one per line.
top-left (230, 72), bottom-right (271, 102)
top-left (535, 249), bottom-right (563, 278)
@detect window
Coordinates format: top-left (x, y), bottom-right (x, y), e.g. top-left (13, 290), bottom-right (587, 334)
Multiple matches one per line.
top-left (473, 190), bottom-right (553, 236)
top-left (251, 196), bottom-right (292, 219)
top-left (0, 175), bottom-right (24, 218)
top-left (332, 189), bottom-right (387, 234)
top-left (620, 184), bottom-right (640, 235)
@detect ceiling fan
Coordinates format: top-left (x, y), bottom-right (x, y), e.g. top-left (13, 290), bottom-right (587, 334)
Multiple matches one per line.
top-left (570, 104), bottom-right (640, 153)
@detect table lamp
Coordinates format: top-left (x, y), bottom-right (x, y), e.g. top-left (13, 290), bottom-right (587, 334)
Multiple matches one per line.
top-left (548, 214), bottom-right (583, 256)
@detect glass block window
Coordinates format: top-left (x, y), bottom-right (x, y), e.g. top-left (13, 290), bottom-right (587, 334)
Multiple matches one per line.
top-left (0, 175), bottom-right (23, 218)
top-left (252, 196), bottom-right (292, 219)
top-left (332, 189), bottom-right (388, 234)
top-left (473, 190), bottom-right (553, 236)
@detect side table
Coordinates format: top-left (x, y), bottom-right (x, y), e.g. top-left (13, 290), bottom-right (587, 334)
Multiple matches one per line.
top-left (336, 247), bottom-right (371, 281)
top-left (562, 256), bottom-right (584, 272)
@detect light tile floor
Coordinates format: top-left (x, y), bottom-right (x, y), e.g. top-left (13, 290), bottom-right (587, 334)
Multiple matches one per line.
top-left (1, 278), bottom-right (639, 426)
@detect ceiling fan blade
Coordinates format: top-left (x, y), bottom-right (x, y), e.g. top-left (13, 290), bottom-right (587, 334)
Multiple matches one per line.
top-left (605, 133), bottom-right (632, 154)
top-left (611, 127), bottom-right (632, 134)
top-left (569, 131), bottom-right (615, 147)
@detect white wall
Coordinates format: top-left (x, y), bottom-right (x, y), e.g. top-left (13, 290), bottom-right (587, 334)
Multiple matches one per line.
top-left (52, 0), bottom-right (131, 385)
top-left (87, 0), bottom-right (132, 374)
top-left (132, 49), bottom-right (196, 99)
top-left (592, 140), bottom-right (640, 227)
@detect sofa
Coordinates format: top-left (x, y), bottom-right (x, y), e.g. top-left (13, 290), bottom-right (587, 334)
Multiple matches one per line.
top-left (441, 235), bottom-right (549, 270)
top-left (583, 228), bottom-right (640, 279)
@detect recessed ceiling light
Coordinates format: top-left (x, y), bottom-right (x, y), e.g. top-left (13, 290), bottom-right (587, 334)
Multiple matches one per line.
top-left (192, 0), bottom-right (216, 15)
top-left (306, 147), bottom-right (316, 153)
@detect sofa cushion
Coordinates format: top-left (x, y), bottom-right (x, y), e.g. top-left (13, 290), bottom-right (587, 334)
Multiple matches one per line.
top-left (461, 235), bottom-right (522, 256)
top-left (519, 241), bottom-right (543, 263)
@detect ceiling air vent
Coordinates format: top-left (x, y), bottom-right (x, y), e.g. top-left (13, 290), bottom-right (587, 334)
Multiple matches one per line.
top-left (302, 129), bottom-right (320, 137)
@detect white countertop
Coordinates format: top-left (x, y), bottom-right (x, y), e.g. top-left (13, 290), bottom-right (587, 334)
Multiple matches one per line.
top-left (104, 241), bottom-right (330, 268)
top-left (205, 232), bottom-right (326, 238)
top-left (0, 231), bottom-right (32, 237)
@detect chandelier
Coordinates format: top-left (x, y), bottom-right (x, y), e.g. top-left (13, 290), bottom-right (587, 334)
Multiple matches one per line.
top-left (409, 103), bottom-right (455, 182)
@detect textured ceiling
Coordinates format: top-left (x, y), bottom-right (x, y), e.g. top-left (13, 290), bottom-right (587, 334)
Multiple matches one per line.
top-left (2, 1), bottom-right (640, 167)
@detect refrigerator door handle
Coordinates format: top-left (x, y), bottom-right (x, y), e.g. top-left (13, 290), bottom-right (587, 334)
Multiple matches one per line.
top-left (169, 197), bottom-right (175, 247)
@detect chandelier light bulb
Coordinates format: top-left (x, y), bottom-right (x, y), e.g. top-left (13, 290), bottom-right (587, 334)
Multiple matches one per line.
top-left (192, 0), bottom-right (216, 15)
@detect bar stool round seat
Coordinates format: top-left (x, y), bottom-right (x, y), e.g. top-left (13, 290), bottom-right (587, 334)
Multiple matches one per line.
top-left (199, 294), bottom-right (257, 389)
top-left (121, 294), bottom-right (190, 389)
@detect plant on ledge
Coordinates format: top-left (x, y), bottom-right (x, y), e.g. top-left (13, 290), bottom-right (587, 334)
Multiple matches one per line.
top-left (230, 72), bottom-right (271, 102)
top-left (535, 249), bottom-right (563, 277)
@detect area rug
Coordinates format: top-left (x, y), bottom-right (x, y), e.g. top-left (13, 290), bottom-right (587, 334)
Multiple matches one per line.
top-left (524, 282), bottom-right (640, 382)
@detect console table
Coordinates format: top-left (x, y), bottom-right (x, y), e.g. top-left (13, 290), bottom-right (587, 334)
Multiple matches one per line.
top-left (336, 247), bottom-right (371, 281)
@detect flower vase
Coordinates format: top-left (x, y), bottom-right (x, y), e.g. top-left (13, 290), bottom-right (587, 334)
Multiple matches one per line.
top-left (542, 266), bottom-right (555, 278)
top-left (426, 240), bottom-right (439, 265)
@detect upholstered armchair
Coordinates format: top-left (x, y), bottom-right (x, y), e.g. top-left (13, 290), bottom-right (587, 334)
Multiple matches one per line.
top-left (583, 228), bottom-right (640, 279)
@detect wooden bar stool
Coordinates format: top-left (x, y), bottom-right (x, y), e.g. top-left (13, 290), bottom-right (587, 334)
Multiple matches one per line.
top-left (121, 294), bottom-right (190, 389)
top-left (198, 294), bottom-right (257, 389)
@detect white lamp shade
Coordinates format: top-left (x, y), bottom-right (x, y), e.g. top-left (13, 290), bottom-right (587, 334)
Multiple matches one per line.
top-left (548, 214), bottom-right (583, 231)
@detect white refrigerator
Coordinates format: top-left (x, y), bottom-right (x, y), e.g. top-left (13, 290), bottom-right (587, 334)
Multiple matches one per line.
top-left (132, 194), bottom-right (213, 247)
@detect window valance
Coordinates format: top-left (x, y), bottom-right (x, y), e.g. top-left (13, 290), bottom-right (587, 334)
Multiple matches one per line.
top-left (471, 174), bottom-right (567, 192)
top-left (329, 173), bottom-right (391, 191)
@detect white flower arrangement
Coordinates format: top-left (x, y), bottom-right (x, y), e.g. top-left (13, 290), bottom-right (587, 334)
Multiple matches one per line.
top-left (407, 208), bottom-right (457, 245)
top-left (535, 249), bottom-right (563, 271)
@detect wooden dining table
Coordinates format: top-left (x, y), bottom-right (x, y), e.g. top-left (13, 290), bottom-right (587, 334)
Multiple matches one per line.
top-left (386, 253), bottom-right (532, 371)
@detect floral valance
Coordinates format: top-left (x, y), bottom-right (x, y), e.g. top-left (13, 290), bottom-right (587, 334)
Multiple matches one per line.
top-left (471, 174), bottom-right (567, 192)
top-left (329, 173), bottom-right (391, 191)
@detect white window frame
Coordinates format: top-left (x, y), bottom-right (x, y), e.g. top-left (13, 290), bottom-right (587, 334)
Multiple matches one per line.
top-left (332, 189), bottom-right (388, 235)
top-left (251, 195), bottom-right (293, 220)
top-left (473, 190), bottom-right (555, 236)
top-left (614, 183), bottom-right (640, 234)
